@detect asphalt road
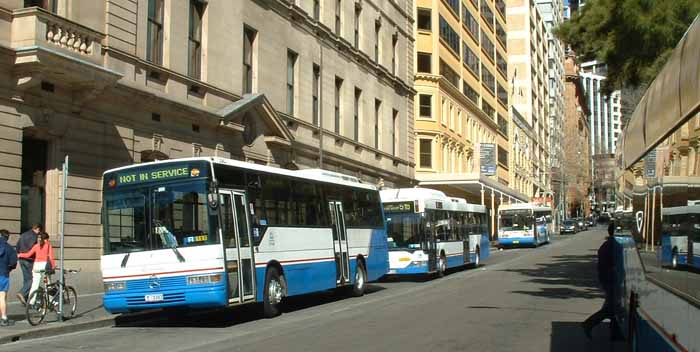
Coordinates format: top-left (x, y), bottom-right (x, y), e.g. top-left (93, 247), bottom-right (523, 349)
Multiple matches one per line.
top-left (3, 228), bottom-right (626, 352)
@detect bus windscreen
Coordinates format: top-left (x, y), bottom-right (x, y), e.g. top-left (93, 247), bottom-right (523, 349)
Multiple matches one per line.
top-left (499, 210), bottom-right (532, 231)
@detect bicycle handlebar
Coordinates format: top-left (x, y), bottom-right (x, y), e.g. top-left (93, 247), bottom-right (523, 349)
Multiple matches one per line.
top-left (36, 268), bottom-right (81, 274)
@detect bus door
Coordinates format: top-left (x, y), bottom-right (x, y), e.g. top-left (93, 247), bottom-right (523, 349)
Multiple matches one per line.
top-left (462, 214), bottom-right (470, 264)
top-left (329, 201), bottom-right (351, 285)
top-left (219, 190), bottom-right (256, 303)
top-left (425, 212), bottom-right (438, 272)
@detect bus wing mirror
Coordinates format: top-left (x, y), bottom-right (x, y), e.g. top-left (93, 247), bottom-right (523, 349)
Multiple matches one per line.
top-left (208, 193), bottom-right (218, 209)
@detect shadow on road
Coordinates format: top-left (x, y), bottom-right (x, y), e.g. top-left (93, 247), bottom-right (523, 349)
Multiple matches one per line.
top-left (551, 321), bottom-right (627, 352)
top-left (503, 254), bottom-right (604, 300)
top-left (114, 284), bottom-right (385, 329)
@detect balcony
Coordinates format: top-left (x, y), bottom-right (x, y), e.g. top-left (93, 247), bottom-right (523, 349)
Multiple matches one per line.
top-left (7, 7), bottom-right (119, 95)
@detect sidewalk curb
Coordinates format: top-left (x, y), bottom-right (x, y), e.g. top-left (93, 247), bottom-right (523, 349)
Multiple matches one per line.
top-left (0, 310), bottom-right (159, 346)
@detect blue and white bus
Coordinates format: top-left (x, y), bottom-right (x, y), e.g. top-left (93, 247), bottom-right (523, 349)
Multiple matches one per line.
top-left (101, 157), bottom-right (388, 317)
top-left (659, 202), bottom-right (700, 269)
top-left (612, 14), bottom-right (700, 351)
top-left (497, 203), bottom-right (552, 247)
top-left (380, 188), bottom-right (489, 277)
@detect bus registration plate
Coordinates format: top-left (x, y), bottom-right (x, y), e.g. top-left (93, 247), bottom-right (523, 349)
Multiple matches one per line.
top-left (513, 240), bottom-right (520, 244)
top-left (145, 294), bottom-right (164, 302)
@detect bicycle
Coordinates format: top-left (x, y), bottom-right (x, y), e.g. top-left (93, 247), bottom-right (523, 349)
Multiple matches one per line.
top-left (25, 268), bottom-right (80, 326)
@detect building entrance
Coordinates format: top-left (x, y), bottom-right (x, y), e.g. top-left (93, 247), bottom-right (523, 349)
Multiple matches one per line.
top-left (20, 137), bottom-right (47, 232)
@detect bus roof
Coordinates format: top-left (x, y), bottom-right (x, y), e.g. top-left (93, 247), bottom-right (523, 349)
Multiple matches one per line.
top-left (498, 203), bottom-right (552, 212)
top-left (103, 157), bottom-right (377, 190)
top-left (380, 188), bottom-right (485, 213)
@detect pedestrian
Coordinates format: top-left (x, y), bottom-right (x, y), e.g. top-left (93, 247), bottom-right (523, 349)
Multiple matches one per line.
top-left (0, 229), bottom-right (18, 326)
top-left (19, 232), bottom-right (56, 306)
top-left (15, 223), bottom-right (40, 305)
top-left (582, 220), bottom-right (623, 340)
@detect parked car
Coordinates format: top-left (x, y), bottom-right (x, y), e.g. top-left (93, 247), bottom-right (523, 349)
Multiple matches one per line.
top-left (561, 219), bottom-right (578, 234)
top-left (586, 217), bottom-right (596, 227)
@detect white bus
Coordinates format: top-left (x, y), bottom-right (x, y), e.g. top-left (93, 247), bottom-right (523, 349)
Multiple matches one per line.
top-left (380, 188), bottom-right (490, 276)
top-left (101, 157), bottom-right (389, 317)
top-left (498, 203), bottom-right (552, 247)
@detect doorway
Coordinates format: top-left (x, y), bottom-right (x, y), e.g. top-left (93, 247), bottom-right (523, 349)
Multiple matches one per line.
top-left (20, 137), bottom-right (47, 233)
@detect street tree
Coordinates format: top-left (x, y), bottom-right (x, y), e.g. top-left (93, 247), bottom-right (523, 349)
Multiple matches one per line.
top-left (556, 0), bottom-right (700, 91)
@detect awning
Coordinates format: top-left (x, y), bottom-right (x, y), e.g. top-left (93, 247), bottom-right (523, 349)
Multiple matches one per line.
top-left (416, 173), bottom-right (530, 204)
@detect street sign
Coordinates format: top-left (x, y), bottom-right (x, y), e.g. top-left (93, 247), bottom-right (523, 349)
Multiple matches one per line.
top-left (480, 143), bottom-right (496, 176)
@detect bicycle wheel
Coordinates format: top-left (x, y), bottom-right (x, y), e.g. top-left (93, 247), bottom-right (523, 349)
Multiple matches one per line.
top-left (26, 289), bottom-right (48, 326)
top-left (61, 286), bottom-right (78, 319)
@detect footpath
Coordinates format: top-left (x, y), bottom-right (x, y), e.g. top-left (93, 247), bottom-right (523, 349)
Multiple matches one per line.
top-left (0, 293), bottom-right (156, 345)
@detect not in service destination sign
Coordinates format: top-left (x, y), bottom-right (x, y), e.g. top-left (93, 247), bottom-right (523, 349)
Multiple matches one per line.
top-left (105, 161), bottom-right (209, 188)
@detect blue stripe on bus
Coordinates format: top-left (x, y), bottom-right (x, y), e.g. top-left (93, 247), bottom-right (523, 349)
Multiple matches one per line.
top-left (480, 234), bottom-right (491, 260)
top-left (254, 228), bottom-right (389, 302)
top-left (389, 264), bottom-right (431, 275)
top-left (446, 254), bottom-right (465, 268)
top-left (499, 237), bottom-right (536, 246)
top-left (635, 310), bottom-right (679, 352)
top-left (103, 275), bottom-right (228, 313)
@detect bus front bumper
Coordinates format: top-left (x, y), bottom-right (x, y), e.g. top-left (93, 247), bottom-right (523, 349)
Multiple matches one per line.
top-left (103, 281), bottom-right (228, 313)
top-left (498, 237), bottom-right (535, 246)
top-left (387, 262), bottom-right (430, 275)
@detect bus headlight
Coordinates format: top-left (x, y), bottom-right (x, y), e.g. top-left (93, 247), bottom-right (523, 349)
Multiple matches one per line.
top-left (187, 273), bottom-right (223, 285)
top-left (104, 281), bottom-right (126, 291)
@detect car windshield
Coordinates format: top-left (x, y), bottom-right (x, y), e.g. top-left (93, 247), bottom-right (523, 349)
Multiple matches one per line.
top-left (563, 220), bottom-right (574, 226)
top-left (385, 212), bottom-right (424, 250)
top-left (500, 210), bottom-right (532, 230)
top-left (104, 180), bottom-right (220, 254)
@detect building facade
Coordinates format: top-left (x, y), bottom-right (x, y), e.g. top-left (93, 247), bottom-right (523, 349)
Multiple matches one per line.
top-left (562, 53), bottom-right (591, 217)
top-left (535, 0), bottom-right (564, 213)
top-left (412, 0), bottom-right (528, 239)
top-left (506, 0), bottom-right (550, 198)
top-left (580, 61), bottom-right (623, 155)
top-left (580, 60), bottom-right (622, 212)
top-left (0, 0), bottom-right (415, 292)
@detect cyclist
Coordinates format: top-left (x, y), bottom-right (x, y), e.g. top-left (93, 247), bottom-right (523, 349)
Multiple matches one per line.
top-left (19, 232), bottom-right (56, 305)
top-left (0, 229), bottom-right (18, 326)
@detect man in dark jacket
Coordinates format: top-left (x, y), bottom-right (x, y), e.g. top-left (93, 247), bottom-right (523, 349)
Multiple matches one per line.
top-left (16, 224), bottom-right (40, 305)
top-left (583, 221), bottom-right (623, 340)
top-left (0, 229), bottom-right (18, 326)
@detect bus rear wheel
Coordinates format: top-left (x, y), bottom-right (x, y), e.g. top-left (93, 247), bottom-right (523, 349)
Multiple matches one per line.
top-left (263, 267), bottom-right (284, 318)
top-left (437, 254), bottom-right (446, 277)
top-left (350, 261), bottom-right (367, 297)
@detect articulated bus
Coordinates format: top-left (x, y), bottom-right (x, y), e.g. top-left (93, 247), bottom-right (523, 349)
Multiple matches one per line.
top-left (101, 157), bottom-right (388, 317)
top-left (380, 188), bottom-right (489, 276)
top-left (660, 203), bottom-right (700, 269)
top-left (497, 203), bottom-right (552, 247)
top-left (613, 14), bottom-right (700, 351)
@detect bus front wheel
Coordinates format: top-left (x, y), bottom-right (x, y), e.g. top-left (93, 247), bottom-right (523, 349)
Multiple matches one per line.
top-left (350, 261), bottom-right (367, 297)
top-left (263, 267), bottom-right (284, 318)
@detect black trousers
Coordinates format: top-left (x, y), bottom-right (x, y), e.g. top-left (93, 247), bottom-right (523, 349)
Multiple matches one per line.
top-left (584, 286), bottom-right (623, 338)
top-left (19, 259), bottom-right (33, 298)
